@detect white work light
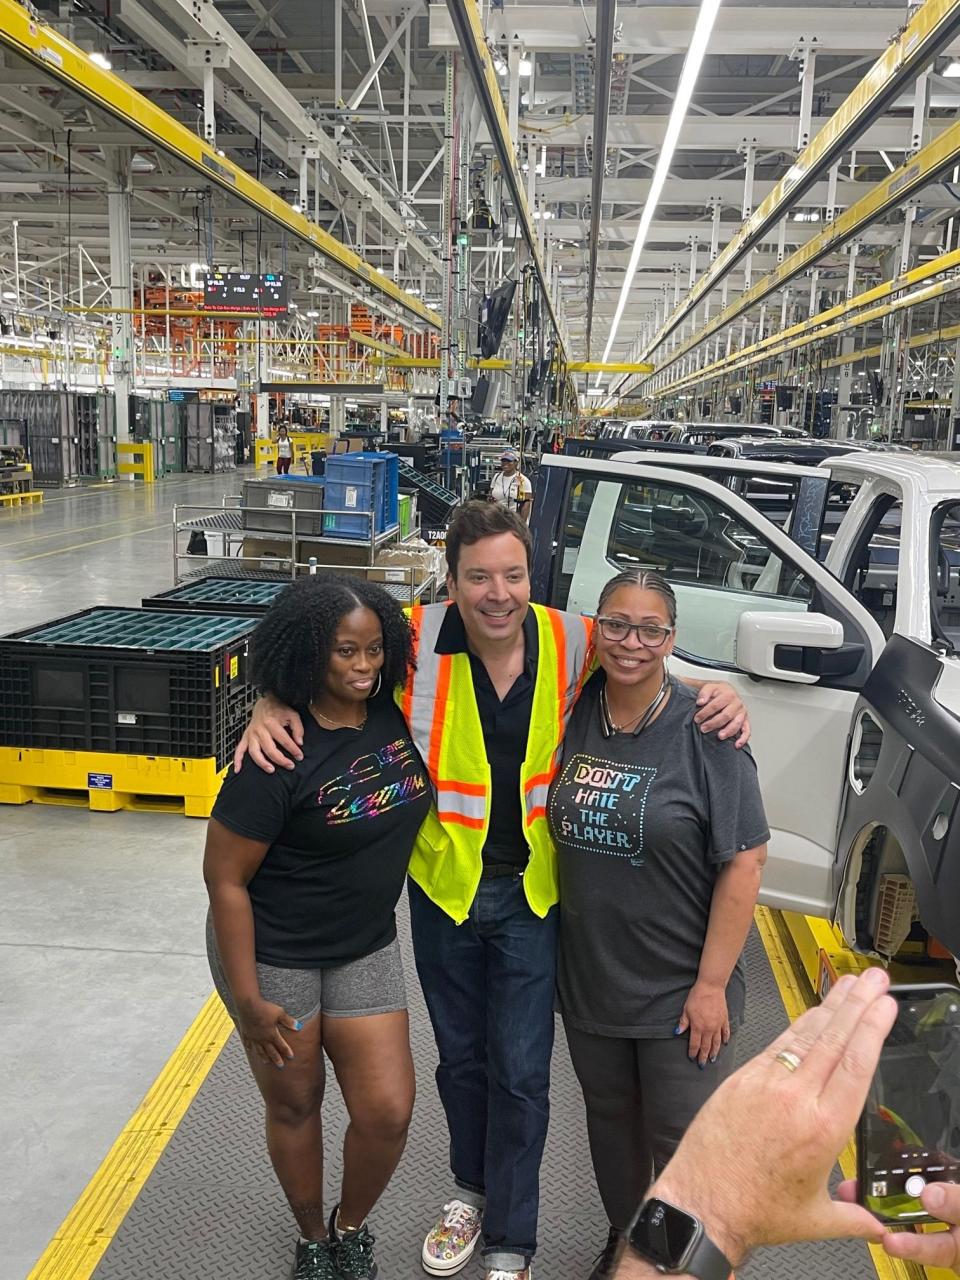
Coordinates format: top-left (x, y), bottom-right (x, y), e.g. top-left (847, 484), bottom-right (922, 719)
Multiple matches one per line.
top-left (599, 0), bottom-right (723, 371)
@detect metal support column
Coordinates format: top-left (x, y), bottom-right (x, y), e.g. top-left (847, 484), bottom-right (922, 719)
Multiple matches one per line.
top-left (107, 148), bottom-right (133, 447)
top-left (202, 63), bottom-right (216, 147)
top-left (910, 69), bottom-right (931, 155)
top-left (793, 38), bottom-right (818, 151)
top-left (740, 143), bottom-right (756, 291)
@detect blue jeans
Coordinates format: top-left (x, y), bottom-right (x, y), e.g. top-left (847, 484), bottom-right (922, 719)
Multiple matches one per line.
top-left (408, 874), bottom-right (559, 1270)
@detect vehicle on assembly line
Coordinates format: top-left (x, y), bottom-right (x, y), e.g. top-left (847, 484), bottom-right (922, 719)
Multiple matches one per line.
top-left (528, 448), bottom-right (960, 967)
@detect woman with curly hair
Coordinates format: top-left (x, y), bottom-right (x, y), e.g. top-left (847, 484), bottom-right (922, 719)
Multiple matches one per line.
top-left (203, 574), bottom-right (431, 1280)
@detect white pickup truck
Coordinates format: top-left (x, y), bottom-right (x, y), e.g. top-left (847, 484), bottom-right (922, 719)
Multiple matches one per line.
top-left (529, 449), bottom-right (960, 965)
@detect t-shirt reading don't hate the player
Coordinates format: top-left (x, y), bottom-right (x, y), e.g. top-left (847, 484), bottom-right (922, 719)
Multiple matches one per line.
top-left (547, 674), bottom-right (769, 1037)
top-left (212, 698), bottom-right (431, 969)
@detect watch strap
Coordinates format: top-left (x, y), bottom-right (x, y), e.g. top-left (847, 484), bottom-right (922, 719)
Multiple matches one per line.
top-left (681, 1227), bottom-right (732, 1280)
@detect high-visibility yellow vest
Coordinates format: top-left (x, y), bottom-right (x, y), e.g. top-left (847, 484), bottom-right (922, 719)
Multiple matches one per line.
top-left (399, 601), bottom-right (593, 924)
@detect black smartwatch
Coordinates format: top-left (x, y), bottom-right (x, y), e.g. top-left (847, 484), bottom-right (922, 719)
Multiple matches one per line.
top-left (627, 1198), bottom-right (733, 1278)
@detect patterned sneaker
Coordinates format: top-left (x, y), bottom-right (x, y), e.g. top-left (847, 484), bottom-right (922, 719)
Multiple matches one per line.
top-left (329, 1205), bottom-right (378, 1279)
top-left (588, 1227), bottom-right (624, 1279)
top-left (291, 1237), bottom-right (342, 1280)
top-left (421, 1199), bottom-right (483, 1275)
top-left (484, 1269), bottom-right (531, 1280)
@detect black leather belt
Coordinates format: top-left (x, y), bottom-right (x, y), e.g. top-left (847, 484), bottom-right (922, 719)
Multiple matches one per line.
top-left (480, 862), bottom-right (525, 879)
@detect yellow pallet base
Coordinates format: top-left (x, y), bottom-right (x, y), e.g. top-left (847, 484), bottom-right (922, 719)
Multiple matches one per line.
top-left (0, 746), bottom-right (225, 818)
top-left (0, 489), bottom-right (43, 507)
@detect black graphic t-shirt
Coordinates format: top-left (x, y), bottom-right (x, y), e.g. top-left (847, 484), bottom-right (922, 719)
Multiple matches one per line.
top-left (213, 697), bottom-right (431, 968)
top-left (548, 674), bottom-right (769, 1037)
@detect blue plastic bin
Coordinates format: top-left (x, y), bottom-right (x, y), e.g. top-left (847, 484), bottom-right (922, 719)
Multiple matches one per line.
top-left (322, 451), bottom-right (398, 539)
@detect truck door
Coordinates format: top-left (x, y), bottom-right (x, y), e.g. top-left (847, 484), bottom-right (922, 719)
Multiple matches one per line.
top-left (546, 459), bottom-right (885, 922)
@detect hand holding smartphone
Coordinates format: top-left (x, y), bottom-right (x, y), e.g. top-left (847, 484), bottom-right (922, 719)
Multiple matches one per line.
top-left (858, 982), bottom-right (960, 1224)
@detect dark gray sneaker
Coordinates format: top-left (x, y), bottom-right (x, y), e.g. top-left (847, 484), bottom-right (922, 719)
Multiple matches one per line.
top-left (291, 1237), bottom-right (342, 1280)
top-left (587, 1226), bottom-right (624, 1280)
top-left (329, 1205), bottom-right (379, 1279)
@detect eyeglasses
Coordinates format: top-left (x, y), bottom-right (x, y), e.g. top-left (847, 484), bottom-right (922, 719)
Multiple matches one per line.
top-left (596, 616), bottom-right (674, 648)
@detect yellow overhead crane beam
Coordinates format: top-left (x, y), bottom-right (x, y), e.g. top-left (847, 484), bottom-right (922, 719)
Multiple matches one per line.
top-left (652, 245), bottom-right (960, 391)
top-left (638, 0), bottom-right (960, 365)
top-left (646, 251), bottom-right (960, 398)
top-left (348, 331), bottom-right (409, 359)
top-left (569, 361), bottom-right (655, 375)
top-left (0, 0), bottom-right (440, 332)
top-left (634, 108), bottom-right (960, 397)
top-left (385, 356), bottom-right (512, 370)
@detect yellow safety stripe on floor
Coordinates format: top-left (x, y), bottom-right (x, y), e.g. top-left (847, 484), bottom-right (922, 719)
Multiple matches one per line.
top-left (27, 993), bottom-right (233, 1280)
top-left (755, 907), bottom-right (943, 1280)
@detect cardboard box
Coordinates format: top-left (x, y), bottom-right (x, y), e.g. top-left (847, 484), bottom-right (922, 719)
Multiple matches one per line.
top-left (297, 538), bottom-right (371, 569)
top-left (368, 545), bottom-right (434, 587)
top-left (242, 536), bottom-right (294, 573)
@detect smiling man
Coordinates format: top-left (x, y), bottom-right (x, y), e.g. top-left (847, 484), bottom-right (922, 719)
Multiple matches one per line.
top-left (236, 501), bottom-right (748, 1280)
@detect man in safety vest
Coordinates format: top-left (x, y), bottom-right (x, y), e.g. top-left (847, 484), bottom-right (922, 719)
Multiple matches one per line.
top-left (235, 501), bottom-right (748, 1280)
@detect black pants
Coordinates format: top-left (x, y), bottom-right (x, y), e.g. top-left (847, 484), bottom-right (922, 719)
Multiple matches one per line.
top-left (563, 1018), bottom-right (739, 1229)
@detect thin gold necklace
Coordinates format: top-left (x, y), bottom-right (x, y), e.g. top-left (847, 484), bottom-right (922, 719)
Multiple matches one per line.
top-left (313, 706), bottom-right (367, 731)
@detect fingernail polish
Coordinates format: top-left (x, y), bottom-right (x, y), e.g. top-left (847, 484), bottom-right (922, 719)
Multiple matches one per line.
top-left (710, 1056), bottom-right (718, 1064)
top-left (673, 1024), bottom-right (683, 1035)
top-left (698, 1062), bottom-right (705, 1071)
top-left (276, 1062), bottom-right (284, 1069)
top-left (294, 1020), bottom-right (303, 1031)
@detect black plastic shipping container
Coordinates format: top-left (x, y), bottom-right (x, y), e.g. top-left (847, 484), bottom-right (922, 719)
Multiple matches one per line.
top-left (142, 575), bottom-right (289, 616)
top-left (0, 607), bottom-right (257, 769)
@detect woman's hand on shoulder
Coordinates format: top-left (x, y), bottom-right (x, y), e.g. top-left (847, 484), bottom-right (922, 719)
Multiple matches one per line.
top-left (236, 996), bottom-right (302, 1067)
top-left (233, 694), bottom-right (305, 774)
top-left (677, 981), bottom-right (730, 1066)
top-left (693, 682), bottom-right (750, 748)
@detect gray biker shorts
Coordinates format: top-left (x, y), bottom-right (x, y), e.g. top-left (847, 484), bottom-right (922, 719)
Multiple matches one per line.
top-left (205, 912), bottom-right (407, 1025)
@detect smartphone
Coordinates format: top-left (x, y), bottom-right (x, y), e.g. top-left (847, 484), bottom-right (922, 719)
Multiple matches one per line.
top-left (858, 982), bottom-right (960, 1223)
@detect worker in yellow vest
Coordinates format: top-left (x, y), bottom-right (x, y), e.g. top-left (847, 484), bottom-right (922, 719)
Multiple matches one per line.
top-left (235, 501), bottom-right (748, 1280)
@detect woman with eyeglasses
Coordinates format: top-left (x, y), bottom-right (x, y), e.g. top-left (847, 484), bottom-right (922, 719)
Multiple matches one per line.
top-left (546, 569), bottom-right (769, 1280)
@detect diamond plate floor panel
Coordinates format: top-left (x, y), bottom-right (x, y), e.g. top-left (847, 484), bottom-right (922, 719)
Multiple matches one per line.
top-left (91, 916), bottom-right (878, 1280)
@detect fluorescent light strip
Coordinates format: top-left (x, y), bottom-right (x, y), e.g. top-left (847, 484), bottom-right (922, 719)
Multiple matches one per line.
top-left (598, 0), bottom-right (723, 374)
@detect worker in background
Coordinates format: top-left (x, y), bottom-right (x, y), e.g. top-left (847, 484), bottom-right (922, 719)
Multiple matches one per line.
top-left (276, 424), bottom-right (293, 475)
top-left (489, 450), bottom-right (533, 523)
top-left (234, 502), bottom-right (749, 1280)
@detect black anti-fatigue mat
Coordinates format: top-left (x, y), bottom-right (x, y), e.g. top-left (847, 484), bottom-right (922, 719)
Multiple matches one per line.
top-left (91, 920), bottom-right (877, 1280)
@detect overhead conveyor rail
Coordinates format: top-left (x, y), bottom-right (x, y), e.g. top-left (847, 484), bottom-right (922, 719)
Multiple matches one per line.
top-left (644, 246), bottom-right (960, 397)
top-left (635, 0), bottom-right (960, 368)
top-left (627, 107), bottom-right (960, 396)
top-left (0, 0), bottom-right (441, 331)
top-left (443, 0), bottom-right (569, 367)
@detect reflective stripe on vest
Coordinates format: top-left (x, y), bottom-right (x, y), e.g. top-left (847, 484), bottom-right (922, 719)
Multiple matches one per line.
top-left (400, 602), bottom-right (593, 922)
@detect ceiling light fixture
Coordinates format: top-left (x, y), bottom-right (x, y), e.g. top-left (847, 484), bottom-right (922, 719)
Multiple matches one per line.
top-left (518, 56), bottom-right (533, 77)
top-left (599, 0), bottom-right (723, 370)
top-left (89, 51), bottom-right (112, 70)
top-left (305, 309), bottom-right (320, 318)
top-left (944, 60), bottom-right (960, 77)
top-left (878, 149), bottom-right (896, 172)
top-left (290, 201), bottom-right (302, 213)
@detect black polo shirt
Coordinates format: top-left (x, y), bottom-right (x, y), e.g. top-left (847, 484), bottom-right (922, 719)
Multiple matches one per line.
top-left (435, 604), bottom-right (538, 869)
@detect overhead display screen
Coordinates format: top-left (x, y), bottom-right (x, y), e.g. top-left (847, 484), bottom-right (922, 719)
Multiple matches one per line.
top-left (203, 271), bottom-right (289, 316)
